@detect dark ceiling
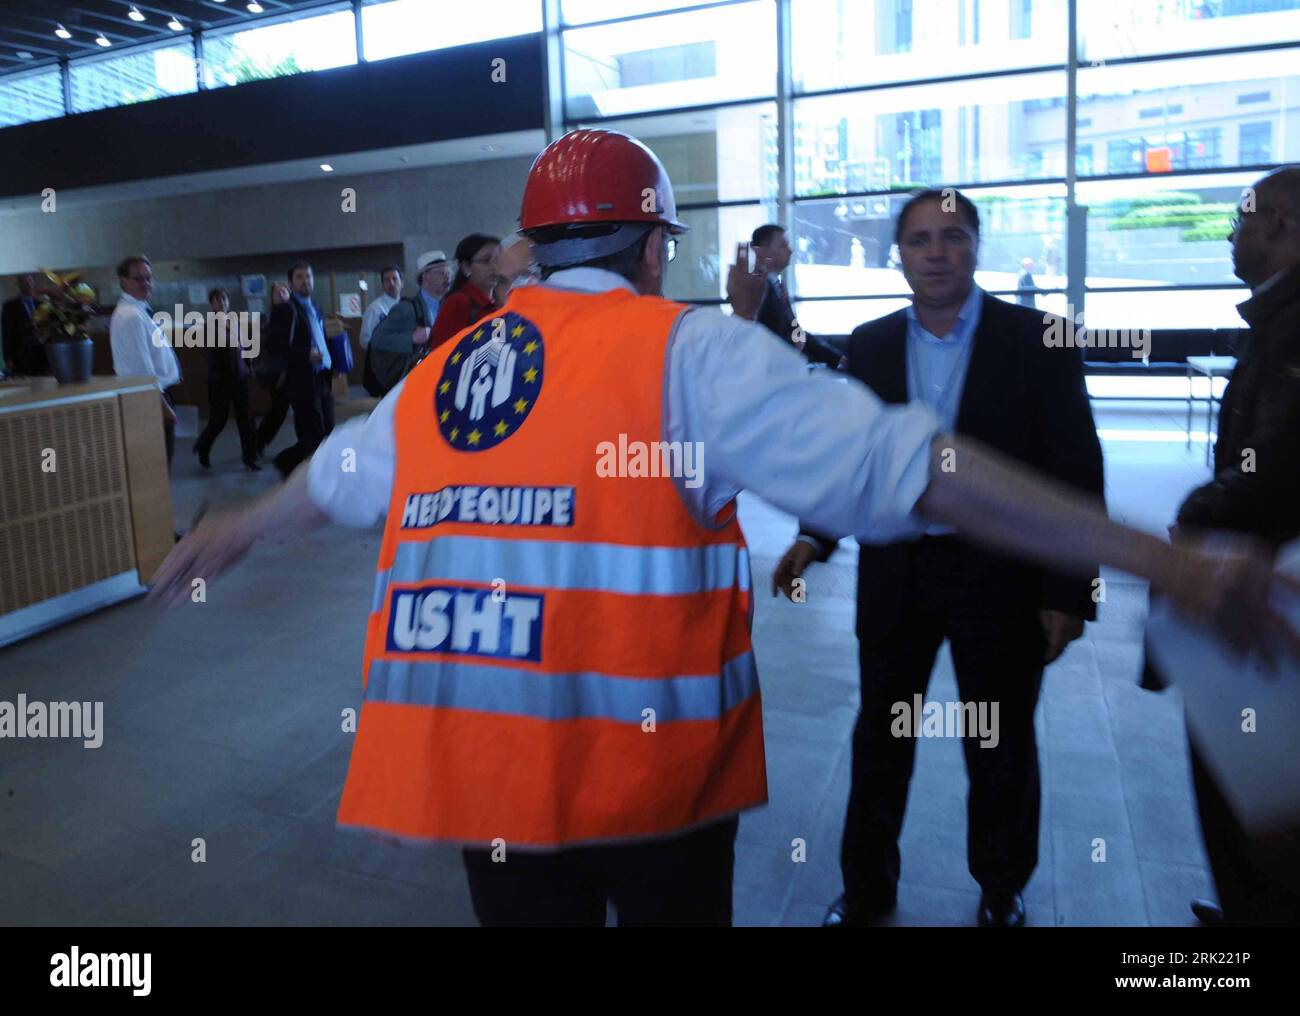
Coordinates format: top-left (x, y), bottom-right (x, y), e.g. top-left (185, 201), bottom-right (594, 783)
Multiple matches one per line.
top-left (0, 0), bottom-right (346, 74)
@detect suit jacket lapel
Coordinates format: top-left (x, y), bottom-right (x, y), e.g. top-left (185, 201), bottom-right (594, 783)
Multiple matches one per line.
top-left (862, 312), bottom-right (909, 405)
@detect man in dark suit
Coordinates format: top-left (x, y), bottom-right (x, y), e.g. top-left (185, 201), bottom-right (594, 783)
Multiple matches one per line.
top-left (1, 273), bottom-right (47, 376)
top-left (268, 261), bottom-right (334, 478)
top-left (773, 189), bottom-right (1104, 927)
top-left (193, 287), bottom-right (259, 472)
top-left (751, 224), bottom-right (844, 368)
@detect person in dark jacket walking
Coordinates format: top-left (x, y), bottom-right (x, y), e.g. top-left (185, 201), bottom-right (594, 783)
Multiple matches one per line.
top-left (193, 288), bottom-right (259, 471)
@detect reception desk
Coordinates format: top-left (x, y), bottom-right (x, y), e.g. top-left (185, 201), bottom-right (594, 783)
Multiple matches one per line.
top-left (0, 375), bottom-right (174, 646)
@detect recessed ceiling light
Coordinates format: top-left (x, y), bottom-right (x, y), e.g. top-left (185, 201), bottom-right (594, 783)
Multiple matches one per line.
top-left (247, 2), bottom-right (264, 12)
top-left (168, 16), bottom-right (184, 31)
top-left (95, 33), bottom-right (112, 47)
top-left (128, 5), bottom-right (145, 22)
top-left (54, 24), bottom-right (72, 40)
top-left (481, 144), bottom-right (503, 152)
top-left (17, 51), bottom-right (33, 60)
top-left (320, 164), bottom-right (334, 172)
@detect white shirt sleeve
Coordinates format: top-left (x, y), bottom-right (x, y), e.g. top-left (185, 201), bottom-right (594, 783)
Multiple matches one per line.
top-left (303, 300), bottom-right (939, 541)
top-left (359, 298), bottom-right (390, 349)
top-left (307, 378), bottom-right (401, 527)
top-left (664, 307), bottom-right (939, 544)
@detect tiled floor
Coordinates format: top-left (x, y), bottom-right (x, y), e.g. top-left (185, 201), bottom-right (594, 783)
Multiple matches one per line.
top-left (0, 398), bottom-right (1220, 926)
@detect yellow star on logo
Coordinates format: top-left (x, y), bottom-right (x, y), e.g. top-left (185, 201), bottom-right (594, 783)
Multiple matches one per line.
top-left (523, 366), bottom-right (538, 383)
top-left (513, 398), bottom-right (529, 414)
top-left (450, 351), bottom-right (461, 365)
top-left (522, 339), bottom-right (538, 355)
top-left (449, 427), bottom-right (459, 442)
top-left (493, 420), bottom-right (508, 437)
top-left (440, 408), bottom-right (449, 423)
top-left (467, 429), bottom-right (482, 446)
top-left (511, 323), bottom-right (525, 338)
top-left (438, 379), bottom-right (451, 394)
top-left (472, 329), bottom-right (484, 342)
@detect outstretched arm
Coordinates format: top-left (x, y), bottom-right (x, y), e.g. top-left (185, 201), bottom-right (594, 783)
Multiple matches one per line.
top-left (147, 463), bottom-right (325, 607)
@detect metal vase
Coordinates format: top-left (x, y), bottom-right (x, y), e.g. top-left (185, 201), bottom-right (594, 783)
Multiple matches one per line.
top-left (47, 338), bottom-right (95, 384)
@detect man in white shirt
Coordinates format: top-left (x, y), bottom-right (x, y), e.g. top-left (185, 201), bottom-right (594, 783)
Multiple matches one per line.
top-left (359, 265), bottom-right (402, 350)
top-left (109, 254), bottom-right (181, 469)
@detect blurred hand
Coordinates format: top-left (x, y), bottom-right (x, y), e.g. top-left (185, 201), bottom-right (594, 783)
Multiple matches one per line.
top-left (1161, 534), bottom-right (1300, 665)
top-left (727, 243), bottom-right (771, 322)
top-left (309, 348), bottom-right (323, 367)
top-left (1040, 609), bottom-right (1084, 664)
top-left (412, 326), bottom-right (431, 347)
top-left (496, 237), bottom-right (536, 284)
top-left (771, 540), bottom-right (817, 600)
top-left (146, 507), bottom-right (261, 608)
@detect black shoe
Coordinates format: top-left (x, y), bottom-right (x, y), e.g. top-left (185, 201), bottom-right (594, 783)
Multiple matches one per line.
top-left (822, 893), bottom-right (895, 927)
top-left (977, 891), bottom-right (1026, 927)
top-left (1191, 899), bottom-right (1224, 926)
top-left (193, 444), bottom-right (211, 469)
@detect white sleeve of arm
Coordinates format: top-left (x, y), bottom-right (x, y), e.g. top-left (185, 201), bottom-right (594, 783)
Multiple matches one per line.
top-left (306, 379), bottom-right (402, 527)
top-left (668, 308), bottom-right (939, 544)
top-left (359, 302), bottom-right (383, 348)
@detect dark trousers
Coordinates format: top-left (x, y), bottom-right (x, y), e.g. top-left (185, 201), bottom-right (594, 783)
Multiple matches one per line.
top-left (256, 381), bottom-right (291, 452)
top-left (272, 368), bottom-right (334, 476)
top-left (462, 817), bottom-right (739, 927)
top-left (1190, 739), bottom-right (1300, 926)
top-left (195, 374), bottom-right (257, 464)
top-left (843, 536), bottom-right (1045, 909)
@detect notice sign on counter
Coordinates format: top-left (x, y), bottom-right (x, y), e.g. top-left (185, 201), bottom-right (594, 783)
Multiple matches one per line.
top-left (339, 292), bottom-right (362, 318)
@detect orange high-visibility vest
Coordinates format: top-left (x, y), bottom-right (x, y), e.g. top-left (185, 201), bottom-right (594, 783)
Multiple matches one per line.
top-left (337, 284), bottom-right (767, 848)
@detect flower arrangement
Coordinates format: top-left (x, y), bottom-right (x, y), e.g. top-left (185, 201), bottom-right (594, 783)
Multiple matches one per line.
top-left (32, 270), bottom-right (99, 343)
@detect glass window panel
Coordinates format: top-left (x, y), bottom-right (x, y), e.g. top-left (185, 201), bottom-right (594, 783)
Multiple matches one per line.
top-left (1078, 171), bottom-right (1254, 289)
top-left (793, 72), bottom-right (1067, 196)
top-left (665, 202), bottom-right (778, 302)
top-left (792, 187), bottom-right (1066, 299)
top-left (203, 8), bottom-right (357, 89)
top-left (1077, 49), bottom-right (1300, 176)
top-left (576, 103), bottom-right (778, 204)
top-left (1079, 0), bottom-right (1300, 63)
top-left (0, 68), bottom-right (64, 127)
top-left (792, 297), bottom-right (912, 335)
top-left (792, 0), bottom-right (1067, 93)
top-left (563, 1), bottom-right (775, 119)
top-left (562, 0), bottom-right (723, 25)
top-left (69, 43), bottom-right (197, 114)
top-left (1085, 288), bottom-right (1247, 330)
top-left (361, 0), bottom-right (542, 62)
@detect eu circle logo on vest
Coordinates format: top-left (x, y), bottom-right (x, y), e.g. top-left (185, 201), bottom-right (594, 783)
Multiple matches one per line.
top-left (436, 311), bottom-right (544, 452)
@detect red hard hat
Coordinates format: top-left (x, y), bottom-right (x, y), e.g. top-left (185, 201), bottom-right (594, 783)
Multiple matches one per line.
top-left (520, 129), bottom-right (687, 234)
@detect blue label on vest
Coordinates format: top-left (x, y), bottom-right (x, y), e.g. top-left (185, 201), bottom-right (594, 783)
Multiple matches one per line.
top-left (436, 311), bottom-right (543, 452)
top-left (385, 584), bottom-right (543, 662)
top-left (399, 486), bottom-right (575, 529)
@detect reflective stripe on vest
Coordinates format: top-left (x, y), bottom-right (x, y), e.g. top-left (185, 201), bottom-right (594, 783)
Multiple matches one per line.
top-left (364, 648), bottom-right (759, 722)
top-left (382, 536), bottom-right (751, 595)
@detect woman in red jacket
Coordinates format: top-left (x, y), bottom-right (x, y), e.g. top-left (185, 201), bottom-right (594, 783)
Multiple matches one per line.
top-left (429, 233), bottom-right (501, 350)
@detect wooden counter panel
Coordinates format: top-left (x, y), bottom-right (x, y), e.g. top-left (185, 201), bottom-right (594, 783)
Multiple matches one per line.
top-left (0, 396), bottom-right (136, 614)
top-left (118, 388), bottom-right (175, 584)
